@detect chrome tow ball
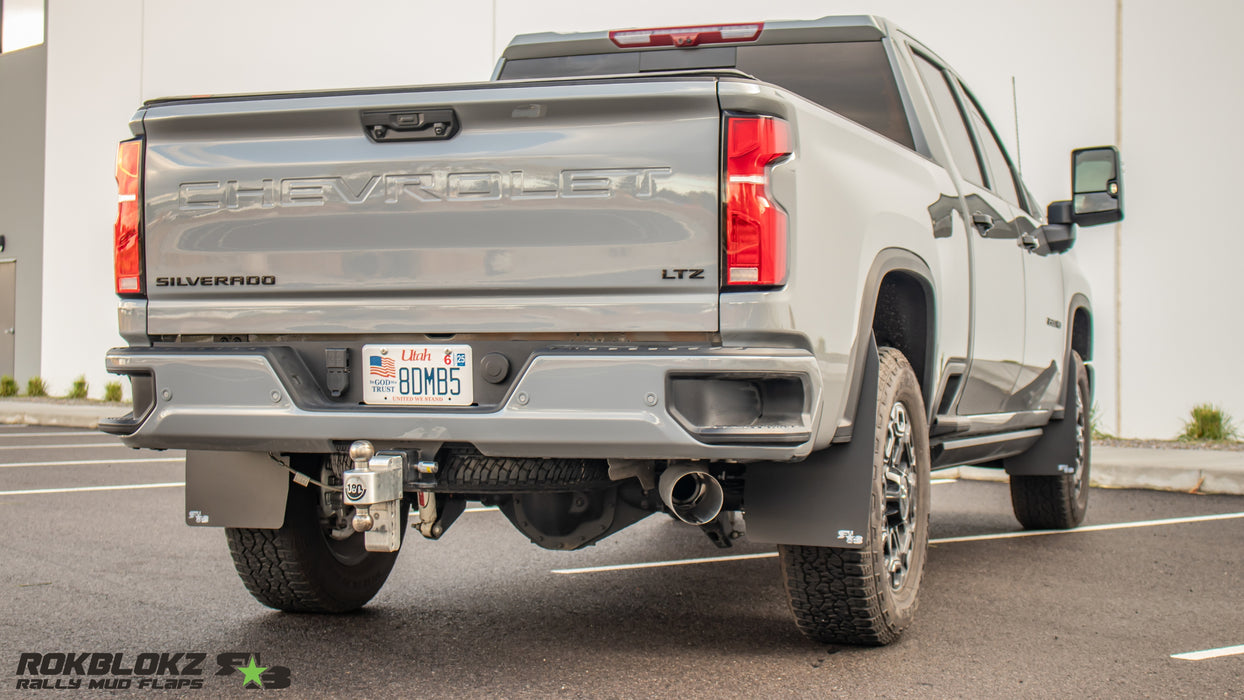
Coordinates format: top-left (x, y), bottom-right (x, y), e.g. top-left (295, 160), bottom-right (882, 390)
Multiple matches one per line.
top-left (343, 440), bottom-right (405, 553)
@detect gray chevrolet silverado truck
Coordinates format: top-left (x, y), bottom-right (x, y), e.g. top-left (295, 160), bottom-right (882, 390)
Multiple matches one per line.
top-left (104, 16), bottom-right (1124, 645)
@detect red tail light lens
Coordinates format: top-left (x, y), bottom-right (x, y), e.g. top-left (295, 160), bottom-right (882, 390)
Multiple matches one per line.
top-left (115, 139), bottom-right (143, 296)
top-left (724, 115), bottom-right (791, 287)
top-left (609, 23), bottom-right (763, 48)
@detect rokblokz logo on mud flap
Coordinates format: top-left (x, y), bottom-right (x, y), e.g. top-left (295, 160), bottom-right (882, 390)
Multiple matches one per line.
top-left (13, 652), bottom-right (291, 690)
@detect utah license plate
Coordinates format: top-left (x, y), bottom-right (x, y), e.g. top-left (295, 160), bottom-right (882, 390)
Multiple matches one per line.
top-left (362, 345), bottom-right (473, 406)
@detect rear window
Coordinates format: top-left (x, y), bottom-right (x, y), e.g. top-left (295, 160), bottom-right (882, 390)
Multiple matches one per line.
top-left (500, 53), bottom-right (640, 79)
top-left (498, 41), bottom-right (914, 150)
top-left (735, 43), bottom-right (912, 149)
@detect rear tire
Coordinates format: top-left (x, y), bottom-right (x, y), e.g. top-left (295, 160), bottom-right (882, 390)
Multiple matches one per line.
top-left (1010, 351), bottom-right (1091, 530)
top-left (225, 461), bottom-right (403, 613)
top-left (779, 347), bottom-right (931, 645)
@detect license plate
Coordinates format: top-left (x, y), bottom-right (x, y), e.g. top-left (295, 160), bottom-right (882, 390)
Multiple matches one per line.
top-left (362, 345), bottom-right (473, 406)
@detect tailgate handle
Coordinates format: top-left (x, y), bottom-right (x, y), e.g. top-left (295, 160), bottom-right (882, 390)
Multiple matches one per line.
top-left (362, 108), bottom-right (458, 142)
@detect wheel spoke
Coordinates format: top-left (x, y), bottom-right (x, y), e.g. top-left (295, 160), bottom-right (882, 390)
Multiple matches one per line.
top-left (882, 401), bottom-right (918, 592)
top-left (1072, 375), bottom-right (1086, 498)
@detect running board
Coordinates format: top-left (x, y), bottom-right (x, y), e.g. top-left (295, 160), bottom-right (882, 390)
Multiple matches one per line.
top-left (931, 428), bottom-right (1043, 469)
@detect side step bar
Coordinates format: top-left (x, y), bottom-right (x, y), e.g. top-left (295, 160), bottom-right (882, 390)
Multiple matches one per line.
top-left (931, 428), bottom-right (1043, 469)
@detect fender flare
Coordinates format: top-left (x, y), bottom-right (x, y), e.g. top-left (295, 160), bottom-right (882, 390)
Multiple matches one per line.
top-left (1063, 293), bottom-right (1093, 407)
top-left (832, 248), bottom-right (935, 443)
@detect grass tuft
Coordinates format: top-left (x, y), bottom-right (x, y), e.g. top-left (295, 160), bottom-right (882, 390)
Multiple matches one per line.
top-left (104, 381), bottom-right (123, 403)
top-left (67, 375), bottom-right (89, 400)
top-left (1178, 403), bottom-right (1239, 442)
top-left (0, 375), bottom-right (17, 397)
top-left (25, 376), bottom-right (48, 397)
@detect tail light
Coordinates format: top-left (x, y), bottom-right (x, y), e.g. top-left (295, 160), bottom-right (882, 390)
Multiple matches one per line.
top-left (609, 23), bottom-right (762, 48)
top-left (114, 139), bottom-right (143, 296)
top-left (724, 115), bottom-right (791, 287)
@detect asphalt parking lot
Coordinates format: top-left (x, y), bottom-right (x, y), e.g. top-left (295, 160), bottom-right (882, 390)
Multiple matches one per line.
top-left (1, 425), bottom-right (1241, 698)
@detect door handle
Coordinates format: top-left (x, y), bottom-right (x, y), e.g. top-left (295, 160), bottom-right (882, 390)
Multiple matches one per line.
top-left (971, 212), bottom-right (994, 234)
top-left (3, 328), bottom-right (13, 335)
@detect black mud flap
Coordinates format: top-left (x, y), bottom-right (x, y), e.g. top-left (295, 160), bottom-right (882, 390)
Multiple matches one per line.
top-left (1003, 351), bottom-right (1080, 477)
top-left (185, 451), bottom-right (289, 528)
top-left (743, 339), bottom-right (878, 549)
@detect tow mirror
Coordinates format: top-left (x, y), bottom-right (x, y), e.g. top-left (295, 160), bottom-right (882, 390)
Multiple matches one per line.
top-left (1070, 146), bottom-right (1123, 226)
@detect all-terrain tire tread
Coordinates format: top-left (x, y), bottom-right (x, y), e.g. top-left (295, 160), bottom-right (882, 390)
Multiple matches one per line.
top-left (225, 470), bottom-right (400, 614)
top-left (781, 544), bottom-right (898, 646)
top-left (1009, 474), bottom-right (1076, 530)
top-left (778, 347), bottom-right (927, 646)
top-left (226, 526), bottom-right (335, 613)
top-left (1009, 352), bottom-right (1090, 530)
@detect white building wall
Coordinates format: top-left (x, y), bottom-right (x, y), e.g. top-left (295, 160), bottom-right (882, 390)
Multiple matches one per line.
top-left (35, 0), bottom-right (1237, 438)
top-left (1118, 2), bottom-right (1244, 438)
top-left (41, 0), bottom-right (142, 398)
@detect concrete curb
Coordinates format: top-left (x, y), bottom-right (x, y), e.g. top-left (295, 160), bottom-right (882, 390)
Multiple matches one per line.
top-left (0, 401), bottom-right (119, 430)
top-left (945, 445), bottom-right (1244, 496)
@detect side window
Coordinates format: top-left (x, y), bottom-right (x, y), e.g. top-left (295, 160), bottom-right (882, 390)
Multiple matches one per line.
top-left (911, 53), bottom-right (983, 187)
top-left (958, 86), bottom-right (1021, 207)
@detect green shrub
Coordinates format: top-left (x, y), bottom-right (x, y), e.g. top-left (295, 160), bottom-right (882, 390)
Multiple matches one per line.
top-left (25, 377), bottom-right (48, 397)
top-left (104, 381), bottom-right (123, 403)
top-left (1179, 404), bottom-right (1239, 442)
top-left (0, 375), bottom-right (17, 397)
top-left (67, 375), bottom-right (89, 400)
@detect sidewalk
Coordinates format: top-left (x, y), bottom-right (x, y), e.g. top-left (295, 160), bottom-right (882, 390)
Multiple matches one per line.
top-left (2, 399), bottom-right (1242, 496)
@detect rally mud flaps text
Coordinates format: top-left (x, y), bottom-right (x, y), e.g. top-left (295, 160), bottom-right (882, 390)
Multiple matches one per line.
top-left (14, 652), bottom-right (290, 690)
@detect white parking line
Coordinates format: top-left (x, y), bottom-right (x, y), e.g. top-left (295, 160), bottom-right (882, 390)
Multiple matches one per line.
top-left (0, 442), bottom-right (128, 450)
top-left (0, 431), bottom-right (108, 438)
top-left (551, 511), bottom-right (1244, 575)
top-left (553, 552), bottom-right (777, 575)
top-left (0, 457), bottom-right (182, 468)
top-left (1171, 644), bottom-right (1244, 661)
top-left (0, 482), bottom-right (185, 496)
top-left (931, 512), bottom-right (1244, 544)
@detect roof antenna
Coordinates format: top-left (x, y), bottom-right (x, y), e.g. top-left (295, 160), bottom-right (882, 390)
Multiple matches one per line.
top-left (1011, 76), bottom-right (1023, 175)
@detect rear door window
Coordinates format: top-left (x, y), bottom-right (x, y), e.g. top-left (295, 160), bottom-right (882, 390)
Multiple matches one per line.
top-left (911, 53), bottom-right (984, 187)
top-left (957, 85), bottom-right (1021, 207)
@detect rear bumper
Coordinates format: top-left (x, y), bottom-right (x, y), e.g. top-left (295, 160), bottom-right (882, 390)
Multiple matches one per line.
top-left (103, 346), bottom-right (824, 461)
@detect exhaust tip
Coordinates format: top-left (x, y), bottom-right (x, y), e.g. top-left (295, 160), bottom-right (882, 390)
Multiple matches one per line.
top-left (658, 464), bottom-right (724, 526)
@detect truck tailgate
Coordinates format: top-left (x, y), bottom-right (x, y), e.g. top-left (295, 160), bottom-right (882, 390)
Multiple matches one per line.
top-left (139, 78), bottom-right (722, 335)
